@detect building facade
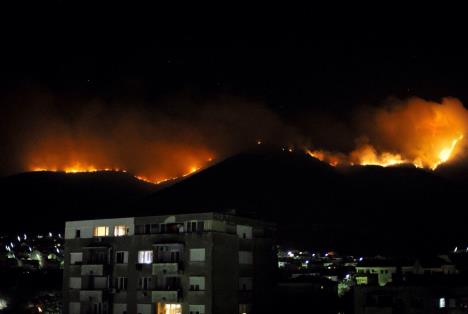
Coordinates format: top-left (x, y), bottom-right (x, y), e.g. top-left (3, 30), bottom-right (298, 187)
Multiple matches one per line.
top-left (62, 212), bottom-right (275, 314)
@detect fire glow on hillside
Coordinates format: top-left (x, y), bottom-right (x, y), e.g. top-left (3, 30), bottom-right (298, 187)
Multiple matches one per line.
top-left (306, 98), bottom-right (467, 170)
top-left (23, 97), bottom-right (468, 181)
top-left (28, 147), bottom-right (214, 184)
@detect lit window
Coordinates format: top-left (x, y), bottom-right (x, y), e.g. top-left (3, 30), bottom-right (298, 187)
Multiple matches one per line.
top-left (114, 225), bottom-right (128, 236)
top-left (138, 250), bottom-right (153, 264)
top-left (156, 303), bottom-right (181, 314)
top-left (439, 297), bottom-right (446, 308)
top-left (93, 226), bottom-right (109, 237)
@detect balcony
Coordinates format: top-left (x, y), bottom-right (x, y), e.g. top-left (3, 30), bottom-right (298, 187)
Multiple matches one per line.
top-left (151, 290), bottom-right (181, 303)
top-left (79, 290), bottom-right (103, 302)
top-left (81, 264), bottom-right (106, 276)
top-left (69, 264), bottom-right (82, 276)
top-left (137, 290), bottom-right (152, 302)
top-left (152, 262), bottom-right (182, 275)
top-left (81, 276), bottom-right (109, 290)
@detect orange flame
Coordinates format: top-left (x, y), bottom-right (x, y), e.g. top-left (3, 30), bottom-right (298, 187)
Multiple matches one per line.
top-left (306, 97), bottom-right (467, 170)
top-left (26, 140), bottom-right (214, 184)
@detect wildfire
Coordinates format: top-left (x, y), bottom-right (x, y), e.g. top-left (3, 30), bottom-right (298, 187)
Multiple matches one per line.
top-left (31, 162), bottom-right (209, 185)
top-left (306, 97), bottom-right (468, 170)
top-left (133, 164), bottom-right (205, 184)
top-left (19, 96), bottom-right (468, 175)
top-left (27, 146), bottom-right (214, 184)
top-left (306, 134), bottom-right (464, 170)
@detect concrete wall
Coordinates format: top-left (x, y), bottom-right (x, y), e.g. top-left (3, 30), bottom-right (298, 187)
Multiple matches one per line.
top-left (63, 212), bottom-right (275, 314)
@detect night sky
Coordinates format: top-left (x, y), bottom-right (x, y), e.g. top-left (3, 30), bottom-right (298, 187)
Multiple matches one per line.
top-left (2, 11), bottom-right (467, 114)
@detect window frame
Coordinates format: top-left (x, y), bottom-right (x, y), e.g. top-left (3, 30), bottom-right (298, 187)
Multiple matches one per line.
top-left (138, 250), bottom-right (153, 264)
top-left (93, 226), bottom-right (109, 237)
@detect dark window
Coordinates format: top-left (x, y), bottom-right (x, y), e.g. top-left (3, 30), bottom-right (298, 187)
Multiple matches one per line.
top-left (151, 224), bottom-right (159, 234)
top-left (135, 225), bottom-right (145, 234)
top-left (139, 277), bottom-right (152, 290)
top-left (160, 224), bottom-right (167, 233)
top-left (187, 221), bottom-right (204, 233)
top-left (75, 230), bottom-right (81, 238)
top-left (145, 224), bottom-right (151, 234)
top-left (115, 277), bottom-right (128, 290)
top-left (197, 221), bottom-right (204, 232)
top-left (116, 252), bottom-right (125, 264)
top-left (88, 249), bottom-right (107, 264)
top-left (171, 251), bottom-right (180, 262)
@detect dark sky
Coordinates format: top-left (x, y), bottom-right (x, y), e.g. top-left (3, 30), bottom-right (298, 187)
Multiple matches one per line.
top-left (1, 10), bottom-right (467, 116)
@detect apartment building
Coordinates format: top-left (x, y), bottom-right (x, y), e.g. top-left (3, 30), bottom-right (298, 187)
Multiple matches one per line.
top-left (62, 212), bottom-right (276, 314)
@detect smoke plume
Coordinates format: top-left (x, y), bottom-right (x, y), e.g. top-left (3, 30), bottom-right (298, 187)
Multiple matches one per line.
top-left (0, 91), bottom-right (299, 181)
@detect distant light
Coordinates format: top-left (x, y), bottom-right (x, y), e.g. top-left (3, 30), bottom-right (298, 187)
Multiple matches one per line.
top-left (257, 140), bottom-right (262, 145)
top-left (58, 233), bottom-right (62, 238)
top-left (325, 253), bottom-right (329, 257)
top-left (0, 298), bottom-right (7, 310)
top-left (439, 297), bottom-right (446, 308)
top-left (10, 242), bottom-right (14, 248)
top-left (345, 274), bottom-right (350, 280)
top-left (312, 253), bottom-right (316, 257)
top-left (24, 234), bottom-right (27, 240)
top-left (305, 260), bottom-right (309, 264)
top-left (48, 232), bottom-right (52, 237)
top-left (28, 247), bottom-right (32, 252)
top-left (37, 306), bottom-right (43, 313)
top-left (454, 246), bottom-right (458, 253)
top-left (287, 251), bottom-right (294, 257)
top-left (359, 257), bottom-right (364, 262)
top-left (56, 248), bottom-right (60, 253)
top-left (17, 236), bottom-right (21, 242)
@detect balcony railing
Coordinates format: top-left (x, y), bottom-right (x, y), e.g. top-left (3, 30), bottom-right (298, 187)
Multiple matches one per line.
top-left (81, 276), bottom-right (109, 290)
top-left (81, 264), bottom-right (106, 276)
top-left (151, 290), bottom-right (181, 303)
top-left (152, 262), bottom-right (183, 275)
top-left (79, 290), bottom-right (103, 302)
